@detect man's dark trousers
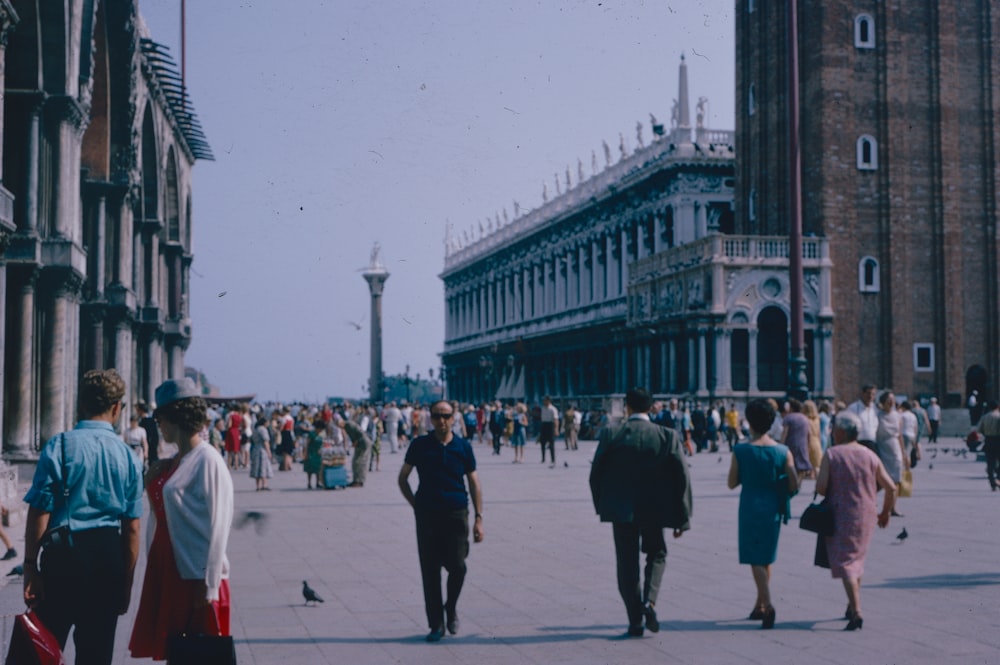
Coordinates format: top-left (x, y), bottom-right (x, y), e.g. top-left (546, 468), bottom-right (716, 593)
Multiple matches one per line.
top-left (36, 527), bottom-right (124, 665)
top-left (612, 521), bottom-right (666, 629)
top-left (415, 509), bottom-right (469, 629)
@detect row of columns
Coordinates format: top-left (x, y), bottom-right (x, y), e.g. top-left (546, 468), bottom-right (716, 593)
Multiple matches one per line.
top-left (446, 323), bottom-right (834, 405)
top-left (447, 199), bottom-right (721, 340)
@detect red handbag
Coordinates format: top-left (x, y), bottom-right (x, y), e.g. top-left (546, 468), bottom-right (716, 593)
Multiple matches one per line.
top-left (5, 610), bottom-right (65, 665)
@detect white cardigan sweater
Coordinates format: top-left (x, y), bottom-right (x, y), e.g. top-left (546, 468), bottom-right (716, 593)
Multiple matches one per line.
top-left (153, 442), bottom-right (234, 601)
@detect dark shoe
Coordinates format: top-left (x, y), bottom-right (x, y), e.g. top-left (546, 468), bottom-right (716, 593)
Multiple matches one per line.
top-left (890, 510), bottom-right (904, 517)
top-left (844, 613), bottom-right (863, 631)
top-left (642, 602), bottom-right (660, 633)
top-left (426, 626), bottom-right (445, 642)
top-left (348, 481), bottom-right (364, 488)
top-left (1, 548), bottom-right (16, 561)
top-left (624, 625), bottom-right (644, 638)
top-left (749, 606), bottom-right (765, 620)
top-left (761, 606), bottom-right (776, 629)
top-left (446, 610), bottom-right (459, 635)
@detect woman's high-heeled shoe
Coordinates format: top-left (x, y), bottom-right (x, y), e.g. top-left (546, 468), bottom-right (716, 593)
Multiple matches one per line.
top-left (844, 605), bottom-right (853, 619)
top-left (844, 612), bottom-right (863, 631)
top-left (749, 606), bottom-right (765, 620)
top-left (761, 606), bottom-right (776, 629)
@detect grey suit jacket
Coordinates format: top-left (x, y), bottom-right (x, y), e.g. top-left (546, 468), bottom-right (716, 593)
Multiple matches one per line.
top-left (589, 416), bottom-right (692, 530)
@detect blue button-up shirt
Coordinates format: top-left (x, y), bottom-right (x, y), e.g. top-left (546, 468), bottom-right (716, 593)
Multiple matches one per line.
top-left (24, 421), bottom-right (143, 532)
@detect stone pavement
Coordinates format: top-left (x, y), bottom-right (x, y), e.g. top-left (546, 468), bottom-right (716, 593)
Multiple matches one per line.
top-left (0, 435), bottom-right (997, 664)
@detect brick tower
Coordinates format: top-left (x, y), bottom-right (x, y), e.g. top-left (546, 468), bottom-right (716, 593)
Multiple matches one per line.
top-left (735, 1), bottom-right (1000, 404)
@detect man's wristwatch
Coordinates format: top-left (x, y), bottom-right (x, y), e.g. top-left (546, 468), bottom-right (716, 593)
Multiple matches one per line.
top-left (475, 513), bottom-right (483, 520)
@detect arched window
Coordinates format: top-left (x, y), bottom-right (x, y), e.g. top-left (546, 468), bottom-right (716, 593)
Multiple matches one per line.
top-left (856, 135), bottom-right (878, 170)
top-left (748, 83), bottom-right (756, 116)
top-left (858, 256), bottom-right (880, 292)
top-left (855, 14), bottom-right (875, 49)
top-left (141, 105), bottom-right (159, 220)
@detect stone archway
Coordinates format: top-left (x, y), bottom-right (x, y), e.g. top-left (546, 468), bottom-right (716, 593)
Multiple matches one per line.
top-left (757, 306), bottom-right (787, 391)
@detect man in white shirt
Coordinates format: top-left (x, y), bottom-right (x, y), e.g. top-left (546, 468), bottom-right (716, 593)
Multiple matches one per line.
top-left (539, 397), bottom-right (560, 468)
top-left (383, 402), bottom-right (402, 454)
top-left (847, 384), bottom-right (879, 453)
top-left (927, 397), bottom-right (941, 442)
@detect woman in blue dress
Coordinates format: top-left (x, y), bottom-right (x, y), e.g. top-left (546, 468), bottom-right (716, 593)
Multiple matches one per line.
top-left (727, 399), bottom-right (799, 629)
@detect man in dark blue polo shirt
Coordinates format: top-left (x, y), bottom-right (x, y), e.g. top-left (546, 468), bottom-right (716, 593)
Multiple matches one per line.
top-left (398, 399), bottom-right (484, 642)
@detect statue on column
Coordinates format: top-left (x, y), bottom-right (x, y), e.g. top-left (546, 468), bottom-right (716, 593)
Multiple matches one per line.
top-left (369, 242), bottom-right (383, 269)
top-left (602, 140), bottom-right (612, 167)
top-left (578, 158), bottom-right (585, 183)
top-left (696, 97), bottom-right (708, 128)
top-left (636, 121), bottom-right (645, 148)
top-left (618, 133), bottom-right (627, 161)
top-left (671, 99), bottom-right (679, 128)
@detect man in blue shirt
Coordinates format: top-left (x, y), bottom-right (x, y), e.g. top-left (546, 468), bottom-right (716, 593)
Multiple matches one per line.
top-left (398, 400), bottom-right (484, 642)
top-left (23, 369), bottom-right (143, 665)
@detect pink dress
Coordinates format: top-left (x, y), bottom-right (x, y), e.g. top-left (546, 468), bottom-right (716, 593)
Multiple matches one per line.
top-left (824, 444), bottom-right (882, 579)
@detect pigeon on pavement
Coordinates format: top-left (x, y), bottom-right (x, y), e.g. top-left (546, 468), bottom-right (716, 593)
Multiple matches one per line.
top-left (6, 565), bottom-right (22, 577)
top-left (303, 580), bottom-right (324, 605)
top-left (896, 527), bottom-right (908, 543)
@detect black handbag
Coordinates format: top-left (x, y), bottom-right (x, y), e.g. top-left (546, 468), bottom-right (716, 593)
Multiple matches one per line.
top-left (165, 634), bottom-right (236, 665)
top-left (799, 492), bottom-right (834, 536)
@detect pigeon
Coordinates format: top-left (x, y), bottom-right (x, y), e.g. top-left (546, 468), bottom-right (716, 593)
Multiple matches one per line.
top-left (563, 461), bottom-right (569, 467)
top-left (718, 456), bottom-right (723, 463)
top-left (235, 511), bottom-right (269, 535)
top-left (896, 527), bottom-right (908, 543)
top-left (6, 565), bottom-right (22, 577)
top-left (930, 451), bottom-right (937, 459)
top-left (928, 463), bottom-right (933, 470)
top-left (303, 580), bottom-right (324, 605)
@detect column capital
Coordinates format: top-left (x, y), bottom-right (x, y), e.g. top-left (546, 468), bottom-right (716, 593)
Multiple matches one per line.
top-left (45, 95), bottom-right (90, 135)
top-left (41, 267), bottom-right (84, 299)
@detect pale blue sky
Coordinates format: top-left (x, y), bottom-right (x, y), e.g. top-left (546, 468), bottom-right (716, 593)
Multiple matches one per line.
top-left (139, 0), bottom-right (735, 402)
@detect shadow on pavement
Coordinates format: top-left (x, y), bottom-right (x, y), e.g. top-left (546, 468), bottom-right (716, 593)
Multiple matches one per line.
top-left (867, 572), bottom-right (1000, 589)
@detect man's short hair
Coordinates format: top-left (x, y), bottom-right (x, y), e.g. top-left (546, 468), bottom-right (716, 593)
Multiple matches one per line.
top-left (78, 369), bottom-right (126, 419)
top-left (624, 387), bottom-right (653, 413)
top-left (861, 383), bottom-right (876, 393)
top-left (832, 410), bottom-right (861, 441)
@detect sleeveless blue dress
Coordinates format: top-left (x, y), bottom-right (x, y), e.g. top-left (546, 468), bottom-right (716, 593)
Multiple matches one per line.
top-left (734, 443), bottom-right (790, 565)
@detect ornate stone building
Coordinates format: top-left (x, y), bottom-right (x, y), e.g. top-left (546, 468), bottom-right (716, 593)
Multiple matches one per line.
top-left (0, 1), bottom-right (211, 457)
top-left (737, 0), bottom-right (1000, 405)
top-left (440, 57), bottom-right (835, 405)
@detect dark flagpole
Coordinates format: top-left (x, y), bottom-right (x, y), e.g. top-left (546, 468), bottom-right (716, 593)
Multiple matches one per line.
top-left (787, 0), bottom-right (809, 400)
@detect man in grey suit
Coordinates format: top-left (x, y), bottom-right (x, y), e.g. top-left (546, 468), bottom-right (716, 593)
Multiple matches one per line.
top-left (589, 387), bottom-right (692, 637)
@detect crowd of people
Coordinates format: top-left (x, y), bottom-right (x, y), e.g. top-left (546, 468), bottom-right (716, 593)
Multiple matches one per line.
top-left (16, 369), bottom-right (986, 659)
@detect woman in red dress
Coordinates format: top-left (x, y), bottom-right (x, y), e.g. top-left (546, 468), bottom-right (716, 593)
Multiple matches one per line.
top-left (224, 405), bottom-right (242, 470)
top-left (129, 378), bottom-right (234, 660)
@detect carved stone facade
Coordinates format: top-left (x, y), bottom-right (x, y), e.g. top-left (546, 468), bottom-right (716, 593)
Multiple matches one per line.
top-left (0, 1), bottom-right (211, 456)
top-left (441, 57), bottom-right (777, 405)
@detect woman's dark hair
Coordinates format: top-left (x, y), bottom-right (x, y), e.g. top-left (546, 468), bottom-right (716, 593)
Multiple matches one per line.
top-left (745, 398), bottom-right (776, 435)
top-left (155, 397), bottom-right (208, 434)
top-left (256, 416), bottom-right (268, 428)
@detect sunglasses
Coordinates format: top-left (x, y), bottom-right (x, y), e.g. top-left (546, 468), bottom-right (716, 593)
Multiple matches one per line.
top-left (431, 412), bottom-right (454, 419)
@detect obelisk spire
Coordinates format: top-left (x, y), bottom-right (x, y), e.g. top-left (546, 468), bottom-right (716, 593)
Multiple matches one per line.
top-left (677, 52), bottom-right (691, 128)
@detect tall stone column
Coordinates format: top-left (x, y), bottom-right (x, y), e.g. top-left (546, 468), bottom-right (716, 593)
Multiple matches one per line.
top-left (362, 245), bottom-right (389, 403)
top-left (748, 329), bottom-right (759, 393)
top-left (668, 337), bottom-right (677, 393)
top-left (114, 319), bottom-right (134, 413)
top-left (40, 270), bottom-right (83, 444)
top-left (7, 269), bottom-right (37, 457)
top-left (717, 329), bottom-right (732, 394)
top-left (697, 328), bottom-right (708, 396)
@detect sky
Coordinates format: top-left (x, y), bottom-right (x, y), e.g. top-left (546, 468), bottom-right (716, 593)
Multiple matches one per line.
top-left (138, 0), bottom-right (735, 402)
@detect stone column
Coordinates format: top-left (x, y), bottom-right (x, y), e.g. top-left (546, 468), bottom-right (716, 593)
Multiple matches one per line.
top-left (668, 336), bottom-right (677, 392)
top-left (114, 319), bottom-right (134, 410)
top-left (7, 270), bottom-right (37, 456)
top-left (21, 98), bottom-right (43, 233)
top-left (697, 328), bottom-right (708, 396)
top-left (687, 334), bottom-right (697, 393)
top-left (748, 329), bottom-right (759, 392)
top-left (619, 226), bottom-right (629, 296)
top-left (146, 333), bottom-right (163, 402)
top-left (40, 270), bottom-right (83, 443)
top-left (362, 263), bottom-right (390, 403)
top-left (717, 329), bottom-right (733, 394)
top-left (607, 234), bottom-right (618, 297)
top-left (653, 212), bottom-right (663, 254)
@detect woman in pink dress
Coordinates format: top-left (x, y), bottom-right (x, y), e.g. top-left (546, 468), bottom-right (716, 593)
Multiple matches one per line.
top-left (816, 410), bottom-right (896, 631)
top-left (129, 378), bottom-right (234, 660)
